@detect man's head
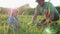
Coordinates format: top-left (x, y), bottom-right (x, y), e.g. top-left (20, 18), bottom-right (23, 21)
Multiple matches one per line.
top-left (36, 0), bottom-right (44, 7)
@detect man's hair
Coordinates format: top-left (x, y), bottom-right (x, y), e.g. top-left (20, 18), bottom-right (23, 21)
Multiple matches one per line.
top-left (36, 0), bottom-right (44, 2)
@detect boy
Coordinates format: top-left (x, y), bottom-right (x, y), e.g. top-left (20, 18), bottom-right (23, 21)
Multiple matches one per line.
top-left (8, 9), bottom-right (20, 29)
top-left (32, 0), bottom-right (60, 27)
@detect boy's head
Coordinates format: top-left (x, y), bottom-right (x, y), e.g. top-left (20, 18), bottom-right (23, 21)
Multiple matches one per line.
top-left (9, 9), bottom-right (18, 17)
top-left (12, 9), bottom-right (18, 17)
top-left (36, 0), bottom-right (44, 6)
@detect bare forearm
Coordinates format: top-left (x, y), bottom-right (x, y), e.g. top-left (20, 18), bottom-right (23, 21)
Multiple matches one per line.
top-left (32, 12), bottom-right (38, 22)
top-left (32, 14), bottom-right (37, 21)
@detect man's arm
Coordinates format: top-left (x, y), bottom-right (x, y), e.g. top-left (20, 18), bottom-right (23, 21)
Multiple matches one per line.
top-left (48, 3), bottom-right (60, 21)
top-left (32, 11), bottom-right (39, 24)
top-left (50, 3), bottom-right (60, 17)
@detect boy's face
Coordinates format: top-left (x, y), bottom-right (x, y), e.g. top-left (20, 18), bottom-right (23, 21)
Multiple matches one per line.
top-left (37, 0), bottom-right (44, 6)
top-left (12, 9), bottom-right (18, 17)
top-left (13, 11), bottom-right (18, 17)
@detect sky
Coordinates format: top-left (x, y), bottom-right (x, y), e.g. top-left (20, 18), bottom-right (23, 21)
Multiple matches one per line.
top-left (0, 0), bottom-right (60, 8)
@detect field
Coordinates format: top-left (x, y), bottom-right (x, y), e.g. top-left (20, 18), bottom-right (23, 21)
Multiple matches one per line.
top-left (0, 15), bottom-right (60, 34)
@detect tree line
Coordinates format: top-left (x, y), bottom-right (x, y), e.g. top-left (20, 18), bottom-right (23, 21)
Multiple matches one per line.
top-left (0, 6), bottom-right (60, 15)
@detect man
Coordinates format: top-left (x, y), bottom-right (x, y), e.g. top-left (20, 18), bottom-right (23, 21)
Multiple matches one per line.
top-left (32, 0), bottom-right (60, 27)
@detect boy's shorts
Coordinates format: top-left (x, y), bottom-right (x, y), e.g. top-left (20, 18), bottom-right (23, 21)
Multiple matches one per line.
top-left (8, 23), bottom-right (16, 29)
top-left (8, 22), bottom-right (21, 29)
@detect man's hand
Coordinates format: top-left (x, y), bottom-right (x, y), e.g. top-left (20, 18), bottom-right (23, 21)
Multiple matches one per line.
top-left (32, 19), bottom-right (35, 25)
top-left (32, 11), bottom-right (39, 25)
top-left (44, 9), bottom-right (49, 19)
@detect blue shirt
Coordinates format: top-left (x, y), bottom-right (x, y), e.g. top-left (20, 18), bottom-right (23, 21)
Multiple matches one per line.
top-left (9, 16), bottom-right (18, 24)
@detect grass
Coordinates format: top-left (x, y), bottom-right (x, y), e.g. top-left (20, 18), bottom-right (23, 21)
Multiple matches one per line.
top-left (0, 15), bottom-right (60, 34)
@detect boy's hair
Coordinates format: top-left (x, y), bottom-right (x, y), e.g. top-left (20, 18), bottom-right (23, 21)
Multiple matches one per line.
top-left (8, 8), bottom-right (18, 16)
top-left (12, 9), bottom-right (18, 13)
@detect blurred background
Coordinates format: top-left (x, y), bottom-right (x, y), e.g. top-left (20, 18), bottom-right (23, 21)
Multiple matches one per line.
top-left (0, 0), bottom-right (60, 34)
top-left (0, 0), bottom-right (60, 15)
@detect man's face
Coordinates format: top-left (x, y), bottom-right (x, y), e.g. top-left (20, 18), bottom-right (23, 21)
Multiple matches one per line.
top-left (38, 0), bottom-right (44, 6)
